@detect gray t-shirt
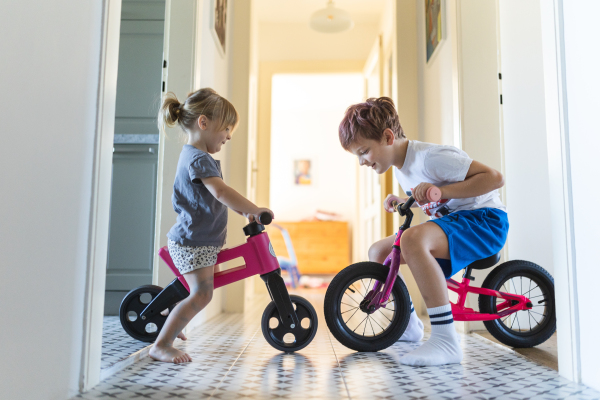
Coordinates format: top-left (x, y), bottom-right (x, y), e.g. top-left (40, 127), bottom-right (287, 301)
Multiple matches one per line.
top-left (167, 145), bottom-right (227, 247)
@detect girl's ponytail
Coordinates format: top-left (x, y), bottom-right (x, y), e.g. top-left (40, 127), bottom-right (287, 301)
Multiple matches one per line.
top-left (158, 92), bottom-right (182, 134)
top-left (157, 88), bottom-right (238, 136)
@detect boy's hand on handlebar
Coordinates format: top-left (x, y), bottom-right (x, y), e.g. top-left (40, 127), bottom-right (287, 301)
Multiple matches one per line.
top-left (384, 194), bottom-right (406, 213)
top-left (413, 182), bottom-right (440, 204)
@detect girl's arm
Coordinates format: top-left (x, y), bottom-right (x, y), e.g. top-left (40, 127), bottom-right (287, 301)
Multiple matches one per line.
top-left (413, 160), bottom-right (504, 204)
top-left (201, 176), bottom-right (274, 221)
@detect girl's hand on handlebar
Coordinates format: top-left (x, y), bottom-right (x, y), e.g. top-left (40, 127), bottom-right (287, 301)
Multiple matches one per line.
top-left (384, 194), bottom-right (406, 213)
top-left (246, 207), bottom-right (274, 223)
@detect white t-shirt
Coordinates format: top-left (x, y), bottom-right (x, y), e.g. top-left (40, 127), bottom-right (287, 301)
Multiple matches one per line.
top-left (393, 140), bottom-right (506, 219)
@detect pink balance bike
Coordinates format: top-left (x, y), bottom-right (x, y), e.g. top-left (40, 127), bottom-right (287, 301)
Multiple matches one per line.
top-left (324, 188), bottom-right (555, 352)
top-left (119, 213), bottom-right (318, 352)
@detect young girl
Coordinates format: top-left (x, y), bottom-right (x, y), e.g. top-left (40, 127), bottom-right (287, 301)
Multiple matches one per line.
top-left (150, 88), bottom-right (274, 364)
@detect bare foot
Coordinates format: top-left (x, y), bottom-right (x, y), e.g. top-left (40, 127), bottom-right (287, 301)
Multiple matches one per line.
top-left (177, 331), bottom-right (187, 341)
top-left (149, 344), bottom-right (192, 363)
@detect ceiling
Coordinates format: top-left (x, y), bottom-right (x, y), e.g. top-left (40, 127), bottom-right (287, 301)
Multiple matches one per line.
top-left (253, 0), bottom-right (387, 25)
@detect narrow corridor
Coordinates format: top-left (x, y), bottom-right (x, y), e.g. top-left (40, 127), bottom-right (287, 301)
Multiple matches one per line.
top-left (77, 292), bottom-right (599, 400)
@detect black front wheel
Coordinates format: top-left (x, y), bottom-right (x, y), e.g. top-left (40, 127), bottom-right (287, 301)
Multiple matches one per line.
top-left (324, 262), bottom-right (411, 352)
top-left (479, 260), bottom-right (556, 348)
top-left (120, 285), bottom-right (173, 343)
top-left (261, 295), bottom-right (318, 352)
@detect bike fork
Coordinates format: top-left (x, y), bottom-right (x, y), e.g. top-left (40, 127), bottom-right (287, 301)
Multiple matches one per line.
top-left (260, 269), bottom-right (300, 330)
top-left (139, 278), bottom-right (190, 321)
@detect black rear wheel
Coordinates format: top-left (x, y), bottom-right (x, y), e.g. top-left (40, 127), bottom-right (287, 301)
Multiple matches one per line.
top-left (119, 285), bottom-right (172, 343)
top-left (479, 260), bottom-right (556, 348)
top-left (324, 262), bottom-right (411, 352)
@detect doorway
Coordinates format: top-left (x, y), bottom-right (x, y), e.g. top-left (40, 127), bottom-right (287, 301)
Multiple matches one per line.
top-left (101, 0), bottom-right (166, 377)
top-left (104, 0), bottom-right (165, 315)
top-left (267, 73), bottom-right (362, 284)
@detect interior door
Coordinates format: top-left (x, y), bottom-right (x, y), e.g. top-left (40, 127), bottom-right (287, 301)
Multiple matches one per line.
top-left (356, 37), bottom-right (383, 261)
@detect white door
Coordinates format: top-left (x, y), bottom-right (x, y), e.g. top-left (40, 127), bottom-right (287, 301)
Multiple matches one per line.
top-left (356, 37), bottom-right (383, 261)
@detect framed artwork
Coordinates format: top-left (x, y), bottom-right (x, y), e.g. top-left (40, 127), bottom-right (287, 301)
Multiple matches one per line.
top-left (294, 160), bottom-right (312, 185)
top-left (426, 0), bottom-right (442, 62)
top-left (210, 0), bottom-right (227, 57)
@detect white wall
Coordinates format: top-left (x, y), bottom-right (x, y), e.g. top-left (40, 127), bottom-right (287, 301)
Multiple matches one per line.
top-left (498, 0), bottom-right (554, 275)
top-left (560, 0), bottom-right (600, 390)
top-left (269, 74), bottom-right (362, 222)
top-left (0, 0), bottom-right (104, 398)
top-left (260, 22), bottom-right (379, 62)
top-left (416, 0), bottom-right (459, 148)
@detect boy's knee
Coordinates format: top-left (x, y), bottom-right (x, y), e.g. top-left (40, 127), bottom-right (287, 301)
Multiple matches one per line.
top-left (400, 228), bottom-right (425, 256)
top-left (368, 240), bottom-right (389, 263)
top-left (368, 243), bottom-right (380, 262)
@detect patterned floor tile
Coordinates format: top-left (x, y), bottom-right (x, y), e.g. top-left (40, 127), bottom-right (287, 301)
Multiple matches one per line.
top-left (78, 290), bottom-right (600, 400)
top-left (101, 316), bottom-right (152, 370)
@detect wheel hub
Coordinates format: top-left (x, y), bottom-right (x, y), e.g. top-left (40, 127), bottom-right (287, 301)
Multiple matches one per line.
top-left (359, 298), bottom-right (377, 314)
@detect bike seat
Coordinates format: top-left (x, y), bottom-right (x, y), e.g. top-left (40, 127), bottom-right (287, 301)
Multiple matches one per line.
top-left (467, 253), bottom-right (500, 270)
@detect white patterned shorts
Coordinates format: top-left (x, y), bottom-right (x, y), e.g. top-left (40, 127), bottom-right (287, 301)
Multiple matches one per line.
top-left (168, 239), bottom-right (222, 275)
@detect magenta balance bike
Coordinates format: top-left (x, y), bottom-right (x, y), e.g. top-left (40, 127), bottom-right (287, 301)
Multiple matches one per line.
top-left (324, 189), bottom-right (556, 352)
top-left (120, 213), bottom-right (318, 352)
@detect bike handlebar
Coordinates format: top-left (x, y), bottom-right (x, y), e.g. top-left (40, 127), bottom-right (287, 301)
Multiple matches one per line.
top-left (390, 186), bottom-right (442, 214)
top-left (258, 212), bottom-right (273, 225)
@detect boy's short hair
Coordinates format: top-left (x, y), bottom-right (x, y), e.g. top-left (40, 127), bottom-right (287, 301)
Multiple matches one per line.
top-left (338, 97), bottom-right (405, 150)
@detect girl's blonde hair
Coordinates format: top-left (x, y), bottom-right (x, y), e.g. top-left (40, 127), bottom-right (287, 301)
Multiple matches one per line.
top-left (158, 88), bottom-right (239, 135)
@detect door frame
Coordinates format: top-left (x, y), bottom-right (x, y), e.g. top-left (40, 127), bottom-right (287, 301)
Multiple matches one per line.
top-left (540, 0), bottom-right (581, 382)
top-left (80, 0), bottom-right (123, 391)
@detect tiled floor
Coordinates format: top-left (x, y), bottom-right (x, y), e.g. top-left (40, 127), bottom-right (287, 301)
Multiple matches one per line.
top-left (101, 316), bottom-right (151, 370)
top-left (80, 291), bottom-right (600, 400)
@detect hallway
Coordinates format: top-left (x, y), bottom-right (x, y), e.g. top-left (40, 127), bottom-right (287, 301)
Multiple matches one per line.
top-left (76, 291), bottom-right (599, 400)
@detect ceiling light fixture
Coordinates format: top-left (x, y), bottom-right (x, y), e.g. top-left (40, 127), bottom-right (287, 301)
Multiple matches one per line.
top-left (309, 1), bottom-right (354, 33)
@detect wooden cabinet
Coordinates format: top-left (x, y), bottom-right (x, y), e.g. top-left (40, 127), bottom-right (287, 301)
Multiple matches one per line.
top-left (267, 221), bottom-right (350, 275)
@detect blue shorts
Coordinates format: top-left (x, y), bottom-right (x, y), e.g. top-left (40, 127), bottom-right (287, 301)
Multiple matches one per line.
top-left (429, 208), bottom-right (509, 278)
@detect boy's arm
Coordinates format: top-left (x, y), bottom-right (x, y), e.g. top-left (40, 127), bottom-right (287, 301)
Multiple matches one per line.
top-left (414, 160), bottom-right (503, 203)
top-left (201, 176), bottom-right (273, 220)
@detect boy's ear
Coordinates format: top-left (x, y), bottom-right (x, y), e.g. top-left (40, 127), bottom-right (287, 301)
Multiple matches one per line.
top-left (384, 128), bottom-right (395, 145)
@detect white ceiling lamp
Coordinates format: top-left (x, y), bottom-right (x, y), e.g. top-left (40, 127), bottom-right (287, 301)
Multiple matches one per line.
top-left (309, 1), bottom-right (354, 33)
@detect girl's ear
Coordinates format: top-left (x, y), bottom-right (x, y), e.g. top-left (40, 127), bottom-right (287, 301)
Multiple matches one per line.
top-left (197, 115), bottom-right (208, 130)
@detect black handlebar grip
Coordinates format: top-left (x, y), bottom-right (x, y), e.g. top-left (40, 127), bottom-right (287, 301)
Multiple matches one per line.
top-left (258, 212), bottom-right (272, 225)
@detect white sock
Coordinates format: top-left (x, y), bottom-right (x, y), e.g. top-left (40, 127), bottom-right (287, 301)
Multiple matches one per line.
top-left (399, 304), bottom-right (463, 366)
top-left (398, 299), bottom-right (424, 342)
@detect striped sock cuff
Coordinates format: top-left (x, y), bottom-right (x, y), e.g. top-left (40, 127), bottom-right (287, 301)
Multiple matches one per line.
top-left (428, 304), bottom-right (453, 325)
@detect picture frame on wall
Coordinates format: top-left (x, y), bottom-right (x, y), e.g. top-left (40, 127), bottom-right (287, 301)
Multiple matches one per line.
top-left (426, 0), bottom-right (443, 62)
top-left (294, 159), bottom-right (312, 185)
top-left (210, 0), bottom-right (227, 57)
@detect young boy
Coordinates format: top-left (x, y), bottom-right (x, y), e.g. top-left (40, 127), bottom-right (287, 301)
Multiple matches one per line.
top-left (338, 97), bottom-right (508, 366)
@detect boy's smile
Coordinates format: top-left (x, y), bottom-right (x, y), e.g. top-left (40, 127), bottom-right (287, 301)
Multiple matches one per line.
top-left (347, 129), bottom-right (407, 174)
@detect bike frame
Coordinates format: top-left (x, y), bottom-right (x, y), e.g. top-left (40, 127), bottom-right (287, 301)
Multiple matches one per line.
top-left (138, 227), bottom-right (301, 330)
top-left (159, 232), bottom-right (280, 291)
top-left (364, 214), bottom-right (533, 322)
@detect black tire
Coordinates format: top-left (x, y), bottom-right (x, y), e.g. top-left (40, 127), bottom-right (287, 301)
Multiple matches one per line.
top-left (479, 260), bottom-right (556, 348)
top-left (119, 285), bottom-right (173, 343)
top-left (261, 295), bottom-right (318, 352)
top-left (324, 262), bottom-right (411, 352)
